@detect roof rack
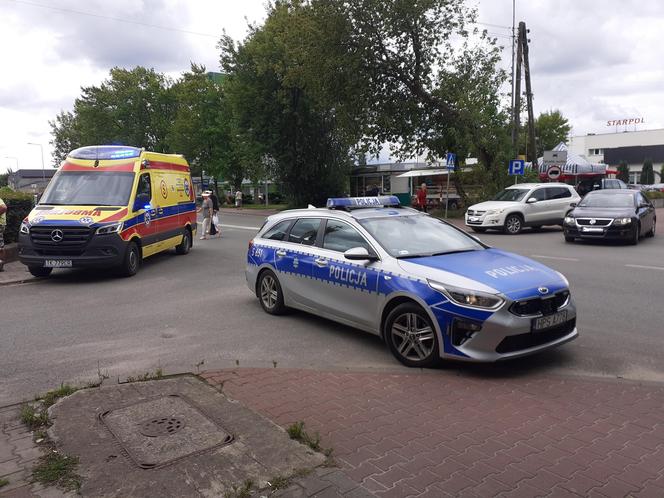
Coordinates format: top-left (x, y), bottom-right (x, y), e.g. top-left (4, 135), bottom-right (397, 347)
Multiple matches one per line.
top-left (326, 196), bottom-right (401, 211)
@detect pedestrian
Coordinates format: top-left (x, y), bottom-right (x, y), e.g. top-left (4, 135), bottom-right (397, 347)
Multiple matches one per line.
top-left (0, 196), bottom-right (6, 271)
top-left (209, 190), bottom-right (221, 237)
top-left (235, 189), bottom-right (243, 208)
top-left (416, 183), bottom-right (428, 212)
top-left (197, 191), bottom-right (213, 240)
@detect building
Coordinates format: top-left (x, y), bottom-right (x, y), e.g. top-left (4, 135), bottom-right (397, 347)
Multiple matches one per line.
top-left (568, 128), bottom-right (664, 183)
top-left (8, 169), bottom-right (56, 193)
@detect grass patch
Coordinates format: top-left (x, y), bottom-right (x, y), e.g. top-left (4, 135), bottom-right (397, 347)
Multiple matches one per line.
top-left (223, 479), bottom-right (254, 498)
top-left (32, 452), bottom-right (81, 491)
top-left (430, 208), bottom-right (465, 219)
top-left (0, 478), bottom-right (9, 488)
top-left (41, 384), bottom-right (77, 408)
top-left (125, 368), bottom-right (163, 383)
top-left (20, 404), bottom-right (49, 430)
top-left (286, 421), bottom-right (330, 453)
top-left (227, 204), bottom-right (289, 211)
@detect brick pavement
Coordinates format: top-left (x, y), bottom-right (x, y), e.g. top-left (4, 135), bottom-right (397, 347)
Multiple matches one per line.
top-left (202, 368), bottom-right (664, 497)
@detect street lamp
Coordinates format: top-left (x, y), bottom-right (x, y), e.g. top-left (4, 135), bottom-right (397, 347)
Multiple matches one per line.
top-left (27, 142), bottom-right (45, 183)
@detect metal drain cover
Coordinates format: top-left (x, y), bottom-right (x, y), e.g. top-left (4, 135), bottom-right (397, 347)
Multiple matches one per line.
top-left (139, 416), bottom-right (185, 437)
top-left (100, 394), bottom-right (233, 469)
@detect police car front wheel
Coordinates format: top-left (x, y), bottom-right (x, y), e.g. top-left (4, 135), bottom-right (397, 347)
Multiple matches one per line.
top-left (385, 303), bottom-right (439, 368)
top-left (258, 270), bottom-right (287, 315)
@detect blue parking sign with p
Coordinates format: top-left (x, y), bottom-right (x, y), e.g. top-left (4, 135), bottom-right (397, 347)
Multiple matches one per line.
top-left (509, 159), bottom-right (525, 176)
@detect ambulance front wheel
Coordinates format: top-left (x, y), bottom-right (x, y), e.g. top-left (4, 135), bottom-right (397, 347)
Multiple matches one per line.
top-left (28, 266), bottom-right (52, 278)
top-left (119, 241), bottom-right (140, 277)
top-left (175, 229), bottom-right (192, 255)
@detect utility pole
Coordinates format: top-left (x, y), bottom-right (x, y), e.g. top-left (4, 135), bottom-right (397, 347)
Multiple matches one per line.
top-left (511, 25), bottom-right (523, 158)
top-left (521, 22), bottom-right (537, 165)
top-left (511, 22), bottom-right (537, 166)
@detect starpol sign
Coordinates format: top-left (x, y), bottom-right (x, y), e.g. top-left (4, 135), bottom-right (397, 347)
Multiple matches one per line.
top-left (607, 117), bottom-right (644, 126)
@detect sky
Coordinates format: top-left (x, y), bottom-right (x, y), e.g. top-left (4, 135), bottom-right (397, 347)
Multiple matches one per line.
top-left (1, 0), bottom-right (663, 174)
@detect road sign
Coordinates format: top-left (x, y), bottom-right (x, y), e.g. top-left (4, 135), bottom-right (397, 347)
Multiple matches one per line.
top-left (509, 159), bottom-right (525, 176)
top-left (543, 150), bottom-right (567, 166)
top-left (547, 165), bottom-right (562, 180)
top-left (445, 153), bottom-right (456, 171)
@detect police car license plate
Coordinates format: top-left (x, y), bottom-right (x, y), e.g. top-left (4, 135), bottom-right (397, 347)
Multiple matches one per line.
top-left (532, 310), bottom-right (568, 332)
top-left (45, 260), bottom-right (72, 268)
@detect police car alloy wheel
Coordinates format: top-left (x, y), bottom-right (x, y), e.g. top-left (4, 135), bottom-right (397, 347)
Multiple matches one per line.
top-left (385, 303), bottom-right (439, 367)
top-left (258, 270), bottom-right (287, 315)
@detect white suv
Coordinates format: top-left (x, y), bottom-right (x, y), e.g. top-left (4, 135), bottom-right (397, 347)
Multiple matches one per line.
top-left (465, 183), bottom-right (581, 234)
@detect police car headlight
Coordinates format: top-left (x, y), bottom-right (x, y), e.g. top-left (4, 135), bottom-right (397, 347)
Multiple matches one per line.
top-left (20, 221), bottom-right (30, 234)
top-left (613, 217), bottom-right (632, 225)
top-left (564, 216), bottom-right (575, 225)
top-left (428, 280), bottom-right (504, 309)
top-left (96, 222), bottom-right (123, 235)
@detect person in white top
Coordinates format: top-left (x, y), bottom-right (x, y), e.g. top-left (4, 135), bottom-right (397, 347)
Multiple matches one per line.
top-left (235, 190), bottom-right (243, 208)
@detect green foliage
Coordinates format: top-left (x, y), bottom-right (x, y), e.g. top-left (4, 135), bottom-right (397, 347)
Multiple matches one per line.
top-left (41, 384), bottom-right (77, 409)
top-left (32, 452), bottom-right (81, 491)
top-left (0, 190), bottom-right (32, 244)
top-left (534, 110), bottom-right (571, 157)
top-left (0, 477), bottom-right (8, 488)
top-left (0, 172), bottom-right (8, 188)
top-left (20, 404), bottom-right (49, 430)
top-left (640, 157), bottom-right (655, 185)
top-left (617, 161), bottom-right (630, 183)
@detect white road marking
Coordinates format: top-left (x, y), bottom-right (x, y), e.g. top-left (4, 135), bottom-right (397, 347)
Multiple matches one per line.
top-left (197, 221), bottom-right (259, 231)
top-left (625, 264), bottom-right (664, 271)
top-left (530, 254), bottom-right (580, 262)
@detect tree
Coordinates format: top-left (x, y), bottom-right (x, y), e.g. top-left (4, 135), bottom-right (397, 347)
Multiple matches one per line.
top-left (534, 110), bottom-right (571, 157)
top-left (617, 160), bottom-right (630, 183)
top-left (49, 111), bottom-right (83, 166)
top-left (640, 157), bottom-right (654, 185)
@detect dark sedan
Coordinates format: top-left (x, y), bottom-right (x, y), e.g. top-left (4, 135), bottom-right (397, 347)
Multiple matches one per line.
top-left (563, 190), bottom-right (656, 245)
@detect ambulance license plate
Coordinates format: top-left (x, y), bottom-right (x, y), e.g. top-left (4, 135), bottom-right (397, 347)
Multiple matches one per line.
top-left (532, 310), bottom-right (568, 332)
top-left (45, 260), bottom-right (72, 268)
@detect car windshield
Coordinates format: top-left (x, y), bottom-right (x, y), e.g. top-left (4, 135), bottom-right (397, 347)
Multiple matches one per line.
top-left (492, 188), bottom-right (529, 202)
top-left (40, 171), bottom-right (135, 206)
top-left (359, 214), bottom-right (484, 258)
top-left (578, 193), bottom-right (634, 208)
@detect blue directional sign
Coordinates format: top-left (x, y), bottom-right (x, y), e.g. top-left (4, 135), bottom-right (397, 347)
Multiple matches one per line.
top-left (445, 153), bottom-right (456, 171)
top-left (509, 159), bottom-right (525, 176)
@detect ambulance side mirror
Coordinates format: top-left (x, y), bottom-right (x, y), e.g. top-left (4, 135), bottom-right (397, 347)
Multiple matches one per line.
top-left (133, 193), bottom-right (150, 211)
top-left (344, 247), bottom-right (378, 261)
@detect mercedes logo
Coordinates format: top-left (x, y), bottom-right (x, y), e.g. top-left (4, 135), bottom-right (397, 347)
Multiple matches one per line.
top-left (590, 219), bottom-right (596, 225)
top-left (50, 229), bottom-right (64, 243)
top-left (538, 287), bottom-right (549, 295)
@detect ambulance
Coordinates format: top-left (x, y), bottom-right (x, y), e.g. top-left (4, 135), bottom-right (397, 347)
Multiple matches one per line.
top-left (18, 145), bottom-right (197, 277)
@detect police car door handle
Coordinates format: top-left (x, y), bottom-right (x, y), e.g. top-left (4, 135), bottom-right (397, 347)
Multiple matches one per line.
top-left (276, 249), bottom-right (287, 257)
top-left (314, 258), bottom-right (328, 267)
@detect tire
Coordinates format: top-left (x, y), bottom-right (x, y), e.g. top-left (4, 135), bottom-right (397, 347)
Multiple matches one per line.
top-left (384, 303), bottom-right (439, 368)
top-left (257, 269), bottom-right (287, 315)
top-left (119, 241), bottom-right (141, 277)
top-left (175, 229), bottom-right (192, 255)
top-left (629, 224), bottom-right (640, 246)
top-left (471, 227), bottom-right (487, 233)
top-left (28, 266), bottom-right (52, 278)
top-left (564, 235), bottom-right (575, 243)
top-left (503, 214), bottom-right (523, 235)
top-left (448, 201), bottom-right (458, 210)
top-left (646, 220), bottom-right (656, 238)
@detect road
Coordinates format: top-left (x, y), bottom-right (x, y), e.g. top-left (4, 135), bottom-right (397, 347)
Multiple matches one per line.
top-left (1, 210), bottom-right (663, 405)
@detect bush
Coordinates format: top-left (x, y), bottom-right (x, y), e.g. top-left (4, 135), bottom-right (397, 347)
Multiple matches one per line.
top-left (1, 190), bottom-right (33, 244)
top-left (645, 191), bottom-right (664, 200)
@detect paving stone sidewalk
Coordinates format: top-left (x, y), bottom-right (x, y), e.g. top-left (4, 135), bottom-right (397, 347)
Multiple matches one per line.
top-left (0, 261), bottom-right (36, 287)
top-left (202, 368), bottom-right (664, 497)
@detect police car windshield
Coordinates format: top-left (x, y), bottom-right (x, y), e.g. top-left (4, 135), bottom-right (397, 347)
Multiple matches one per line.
top-left (40, 171), bottom-right (135, 207)
top-left (492, 188), bottom-right (529, 202)
top-left (578, 193), bottom-right (635, 208)
top-left (359, 215), bottom-right (484, 258)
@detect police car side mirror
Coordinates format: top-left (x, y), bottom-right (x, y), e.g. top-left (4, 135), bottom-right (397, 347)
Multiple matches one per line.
top-left (133, 193), bottom-right (150, 211)
top-left (344, 247), bottom-right (378, 261)
top-left (526, 197), bottom-right (537, 204)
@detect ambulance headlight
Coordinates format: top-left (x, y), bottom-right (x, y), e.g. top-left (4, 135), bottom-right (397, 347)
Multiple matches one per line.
top-left (20, 221), bottom-right (30, 234)
top-left (428, 280), bottom-right (504, 310)
top-left (96, 222), bottom-right (123, 235)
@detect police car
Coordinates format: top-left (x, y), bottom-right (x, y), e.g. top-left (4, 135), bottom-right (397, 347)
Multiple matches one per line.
top-left (246, 197), bottom-right (577, 366)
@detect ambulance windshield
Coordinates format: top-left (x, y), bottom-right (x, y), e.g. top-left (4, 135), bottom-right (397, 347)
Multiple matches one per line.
top-left (40, 171), bottom-right (135, 206)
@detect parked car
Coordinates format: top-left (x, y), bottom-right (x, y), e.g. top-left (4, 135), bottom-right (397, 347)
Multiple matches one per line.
top-left (465, 183), bottom-right (580, 234)
top-left (645, 183), bottom-right (664, 193)
top-left (575, 178), bottom-right (627, 197)
top-left (563, 190), bottom-right (656, 245)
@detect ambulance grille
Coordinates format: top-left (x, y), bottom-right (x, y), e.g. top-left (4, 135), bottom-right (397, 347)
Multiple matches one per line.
top-left (30, 226), bottom-right (93, 252)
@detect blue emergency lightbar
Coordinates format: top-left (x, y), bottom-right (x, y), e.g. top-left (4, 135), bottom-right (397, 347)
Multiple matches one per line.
top-left (326, 196), bottom-right (401, 210)
top-left (68, 145), bottom-right (142, 160)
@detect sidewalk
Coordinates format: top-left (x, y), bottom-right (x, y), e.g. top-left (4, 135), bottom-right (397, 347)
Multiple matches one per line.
top-left (0, 261), bottom-right (36, 286)
top-left (220, 207), bottom-right (282, 217)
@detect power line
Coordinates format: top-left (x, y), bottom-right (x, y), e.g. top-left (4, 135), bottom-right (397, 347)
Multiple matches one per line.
top-left (4, 0), bottom-right (219, 38)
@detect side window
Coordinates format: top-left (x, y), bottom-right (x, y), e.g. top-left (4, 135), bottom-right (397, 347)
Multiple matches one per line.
top-left (288, 218), bottom-right (321, 246)
top-left (323, 220), bottom-right (371, 252)
top-left (137, 173), bottom-right (152, 200)
top-left (530, 189), bottom-right (547, 201)
top-left (548, 187), bottom-right (571, 199)
top-left (617, 180), bottom-right (627, 189)
top-left (262, 220), bottom-right (293, 241)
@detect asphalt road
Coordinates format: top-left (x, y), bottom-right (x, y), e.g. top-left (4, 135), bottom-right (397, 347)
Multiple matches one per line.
top-left (1, 210), bottom-right (663, 405)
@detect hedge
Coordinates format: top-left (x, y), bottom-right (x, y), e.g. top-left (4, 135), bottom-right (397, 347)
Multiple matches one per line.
top-left (0, 189), bottom-right (33, 244)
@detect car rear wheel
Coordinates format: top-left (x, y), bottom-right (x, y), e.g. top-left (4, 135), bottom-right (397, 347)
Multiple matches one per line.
top-left (119, 241), bottom-right (140, 277)
top-left (384, 303), bottom-right (439, 368)
top-left (175, 229), bottom-right (192, 255)
top-left (28, 266), bottom-right (52, 278)
top-left (504, 214), bottom-right (523, 235)
top-left (258, 269), bottom-right (287, 315)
